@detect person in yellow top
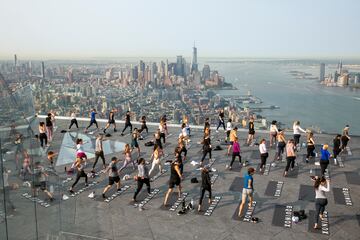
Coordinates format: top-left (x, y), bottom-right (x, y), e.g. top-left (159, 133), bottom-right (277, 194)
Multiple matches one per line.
top-left (227, 126), bottom-right (238, 155)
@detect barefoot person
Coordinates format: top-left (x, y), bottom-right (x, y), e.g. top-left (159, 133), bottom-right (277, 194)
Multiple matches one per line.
top-left (163, 159), bottom-right (182, 206)
top-left (133, 158), bottom-right (151, 202)
top-left (102, 157), bottom-right (121, 198)
top-left (313, 176), bottom-right (330, 229)
top-left (238, 167), bottom-right (255, 217)
top-left (198, 166), bottom-right (212, 212)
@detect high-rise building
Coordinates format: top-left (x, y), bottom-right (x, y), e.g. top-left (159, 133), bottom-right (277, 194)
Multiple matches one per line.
top-left (338, 60), bottom-right (343, 75)
top-left (14, 54), bottom-right (17, 68)
top-left (319, 63), bottom-right (325, 81)
top-left (176, 56), bottom-right (184, 77)
top-left (41, 61), bottom-right (45, 79)
top-left (191, 43), bottom-right (198, 73)
top-left (151, 62), bottom-right (157, 82)
top-left (202, 65), bottom-right (211, 81)
top-left (165, 59), bottom-right (169, 77)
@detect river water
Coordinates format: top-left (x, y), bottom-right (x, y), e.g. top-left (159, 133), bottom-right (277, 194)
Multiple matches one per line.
top-left (206, 60), bottom-right (360, 135)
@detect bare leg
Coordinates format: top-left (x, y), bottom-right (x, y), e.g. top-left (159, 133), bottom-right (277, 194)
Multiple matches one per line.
top-left (238, 194), bottom-right (247, 217)
top-left (164, 188), bottom-right (173, 205)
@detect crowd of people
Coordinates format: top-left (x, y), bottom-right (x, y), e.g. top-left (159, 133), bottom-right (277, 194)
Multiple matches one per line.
top-left (4, 108), bottom-right (353, 229)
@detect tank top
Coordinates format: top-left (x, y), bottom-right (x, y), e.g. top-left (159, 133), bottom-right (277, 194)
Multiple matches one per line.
top-left (170, 163), bottom-right (180, 182)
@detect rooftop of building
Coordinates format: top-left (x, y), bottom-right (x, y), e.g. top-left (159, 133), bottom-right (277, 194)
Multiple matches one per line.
top-left (2, 117), bottom-right (360, 240)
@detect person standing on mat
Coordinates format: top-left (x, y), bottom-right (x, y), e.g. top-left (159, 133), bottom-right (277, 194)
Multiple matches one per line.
top-left (198, 166), bottom-right (212, 212)
top-left (225, 118), bottom-right (232, 143)
top-left (306, 132), bottom-right (316, 163)
top-left (69, 158), bottom-right (88, 194)
top-left (269, 120), bottom-right (278, 147)
top-left (68, 111), bottom-right (79, 130)
top-left (216, 109), bottom-right (225, 132)
top-left (163, 159), bottom-right (182, 206)
top-left (133, 158), bottom-right (151, 202)
top-left (227, 126), bottom-right (238, 155)
top-left (45, 113), bottom-right (54, 142)
top-left (333, 134), bottom-right (341, 165)
top-left (275, 130), bottom-right (286, 161)
top-left (32, 162), bottom-right (54, 201)
top-left (139, 115), bottom-right (148, 135)
top-left (38, 122), bottom-right (48, 148)
top-left (313, 176), bottom-right (330, 229)
top-left (102, 157), bottom-right (121, 198)
top-left (247, 117), bottom-right (255, 146)
top-left (284, 139), bottom-right (296, 177)
top-left (119, 144), bottom-right (136, 172)
top-left (149, 144), bottom-right (163, 177)
top-left (131, 128), bottom-right (141, 158)
top-left (259, 139), bottom-right (268, 173)
top-left (293, 120), bottom-right (306, 150)
top-left (154, 129), bottom-right (163, 149)
top-left (238, 167), bottom-right (255, 217)
top-left (320, 144), bottom-right (331, 176)
top-left (228, 137), bottom-right (242, 170)
top-left (92, 134), bottom-right (106, 173)
top-left (341, 125), bottom-right (351, 153)
top-left (121, 111), bottom-right (132, 136)
top-left (85, 109), bottom-right (98, 132)
top-left (200, 131), bottom-right (212, 167)
top-left (159, 119), bottom-right (166, 144)
top-left (103, 108), bottom-right (117, 133)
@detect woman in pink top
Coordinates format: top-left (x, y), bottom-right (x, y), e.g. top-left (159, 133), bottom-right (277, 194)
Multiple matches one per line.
top-left (228, 137), bottom-right (241, 170)
top-left (284, 139), bottom-right (296, 177)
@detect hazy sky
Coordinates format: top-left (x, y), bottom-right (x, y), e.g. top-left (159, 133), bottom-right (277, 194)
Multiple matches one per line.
top-left (1, 0), bottom-right (359, 60)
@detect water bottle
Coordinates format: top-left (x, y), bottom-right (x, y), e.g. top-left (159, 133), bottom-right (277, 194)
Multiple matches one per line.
top-left (190, 198), bottom-right (194, 207)
top-left (50, 184), bottom-right (54, 193)
top-left (309, 169), bottom-right (312, 174)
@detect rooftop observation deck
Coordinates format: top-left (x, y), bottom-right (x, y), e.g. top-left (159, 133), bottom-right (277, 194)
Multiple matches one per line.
top-left (2, 116), bottom-right (360, 240)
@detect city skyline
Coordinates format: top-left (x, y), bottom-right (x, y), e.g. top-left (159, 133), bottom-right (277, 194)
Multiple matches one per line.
top-left (1, 0), bottom-right (360, 60)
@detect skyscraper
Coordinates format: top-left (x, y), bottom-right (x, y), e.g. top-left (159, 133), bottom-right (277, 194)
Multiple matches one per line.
top-left (41, 61), bottom-right (45, 79)
top-left (319, 63), bottom-right (325, 81)
top-left (338, 60), bottom-right (343, 75)
top-left (202, 65), bottom-right (211, 81)
top-left (14, 54), bottom-right (17, 68)
top-left (176, 56), bottom-right (184, 77)
top-left (191, 43), bottom-right (198, 73)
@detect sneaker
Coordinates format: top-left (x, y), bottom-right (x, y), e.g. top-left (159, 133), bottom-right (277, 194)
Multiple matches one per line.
top-left (306, 159), bottom-right (309, 163)
top-left (120, 133), bottom-right (124, 136)
top-left (69, 189), bottom-right (74, 194)
top-left (114, 129), bottom-right (117, 132)
top-left (228, 166), bottom-right (232, 170)
top-left (216, 130), bottom-right (219, 133)
top-left (102, 193), bottom-right (106, 199)
top-left (88, 192), bottom-right (95, 199)
top-left (315, 152), bottom-right (318, 158)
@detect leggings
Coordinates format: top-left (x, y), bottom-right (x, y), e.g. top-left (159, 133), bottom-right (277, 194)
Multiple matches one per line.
top-left (199, 187), bottom-right (212, 205)
top-left (119, 158), bottom-right (135, 172)
top-left (294, 134), bottom-right (301, 146)
top-left (149, 158), bottom-right (162, 176)
top-left (276, 143), bottom-right (286, 160)
top-left (201, 149), bottom-right (212, 163)
top-left (69, 119), bottom-right (79, 129)
top-left (46, 126), bottom-right (53, 141)
top-left (260, 153), bottom-right (268, 169)
top-left (139, 125), bottom-right (148, 134)
top-left (86, 119), bottom-right (98, 129)
top-left (285, 156), bottom-right (296, 172)
top-left (93, 151), bottom-right (105, 169)
top-left (72, 170), bottom-right (88, 188)
top-left (315, 198), bottom-right (328, 224)
top-left (160, 133), bottom-right (166, 144)
top-left (230, 152), bottom-right (241, 167)
top-left (306, 145), bottom-right (315, 158)
top-left (39, 133), bottom-right (47, 147)
top-left (333, 149), bottom-right (341, 159)
top-left (133, 178), bottom-right (151, 200)
top-left (320, 161), bottom-right (329, 176)
top-left (216, 120), bottom-right (225, 130)
top-left (121, 122), bottom-right (132, 134)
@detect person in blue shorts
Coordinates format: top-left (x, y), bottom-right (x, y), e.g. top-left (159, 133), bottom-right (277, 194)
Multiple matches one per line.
top-left (238, 167), bottom-right (255, 217)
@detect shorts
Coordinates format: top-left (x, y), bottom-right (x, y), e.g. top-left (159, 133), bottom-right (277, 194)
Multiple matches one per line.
top-left (77, 152), bottom-right (87, 159)
top-left (169, 178), bottom-right (181, 188)
top-left (108, 120), bottom-right (115, 124)
top-left (35, 181), bottom-right (47, 191)
top-left (131, 141), bottom-right (139, 148)
top-left (249, 130), bottom-right (255, 135)
top-left (229, 141), bottom-right (234, 145)
top-left (242, 188), bottom-right (253, 197)
top-left (109, 176), bottom-right (120, 185)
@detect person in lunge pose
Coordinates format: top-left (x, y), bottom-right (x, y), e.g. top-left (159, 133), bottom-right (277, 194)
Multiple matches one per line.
top-left (85, 108), bottom-right (98, 131)
top-left (38, 122), bottom-right (48, 148)
top-left (131, 128), bottom-right (141, 158)
top-left (163, 159), bottom-right (182, 206)
top-left (227, 126), bottom-right (238, 155)
top-left (246, 117), bottom-right (255, 146)
top-left (293, 120), bottom-right (306, 149)
top-left (332, 134), bottom-right (341, 165)
top-left (341, 125), bottom-right (351, 153)
top-left (102, 157), bottom-right (121, 198)
top-left (69, 157), bottom-right (88, 194)
top-left (238, 167), bottom-right (255, 217)
top-left (200, 131), bottom-right (212, 166)
top-left (283, 139), bottom-right (296, 177)
top-left (269, 120), bottom-right (278, 147)
top-left (104, 108), bottom-right (117, 133)
top-left (216, 109), bottom-right (225, 132)
top-left (274, 130), bottom-right (286, 161)
top-left (45, 113), bottom-right (54, 142)
top-left (306, 132), bottom-right (316, 163)
top-left (198, 166), bottom-right (212, 212)
top-left (228, 137), bottom-right (242, 170)
top-left (320, 144), bottom-right (331, 176)
top-left (313, 176), bottom-right (330, 229)
top-left (92, 134), bottom-right (107, 173)
top-left (32, 162), bottom-right (54, 201)
top-left (139, 115), bottom-right (149, 135)
top-left (121, 111), bottom-right (132, 136)
top-left (119, 144), bottom-right (136, 172)
top-left (133, 158), bottom-right (151, 202)
top-left (149, 144), bottom-right (163, 177)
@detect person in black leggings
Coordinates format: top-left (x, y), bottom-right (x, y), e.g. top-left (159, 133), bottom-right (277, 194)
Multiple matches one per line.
top-left (320, 144), bottom-right (330, 176)
top-left (284, 139), bottom-right (296, 177)
top-left (38, 122), bottom-right (48, 148)
top-left (198, 166), bottom-right (212, 212)
top-left (69, 158), bottom-right (88, 193)
top-left (133, 158), bottom-right (151, 202)
top-left (333, 134), bottom-right (341, 165)
top-left (306, 132), bottom-right (316, 163)
top-left (200, 132), bottom-right (212, 166)
top-left (163, 160), bottom-right (182, 206)
top-left (139, 116), bottom-right (149, 135)
top-left (121, 111), bottom-right (132, 136)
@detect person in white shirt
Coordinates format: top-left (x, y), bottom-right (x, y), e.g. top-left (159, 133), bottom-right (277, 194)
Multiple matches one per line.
top-left (226, 119), bottom-right (232, 143)
top-left (313, 176), bottom-right (330, 229)
top-left (68, 111), bottom-right (79, 129)
top-left (293, 121), bottom-right (306, 148)
top-left (269, 120), bottom-right (278, 146)
top-left (259, 139), bottom-right (268, 173)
